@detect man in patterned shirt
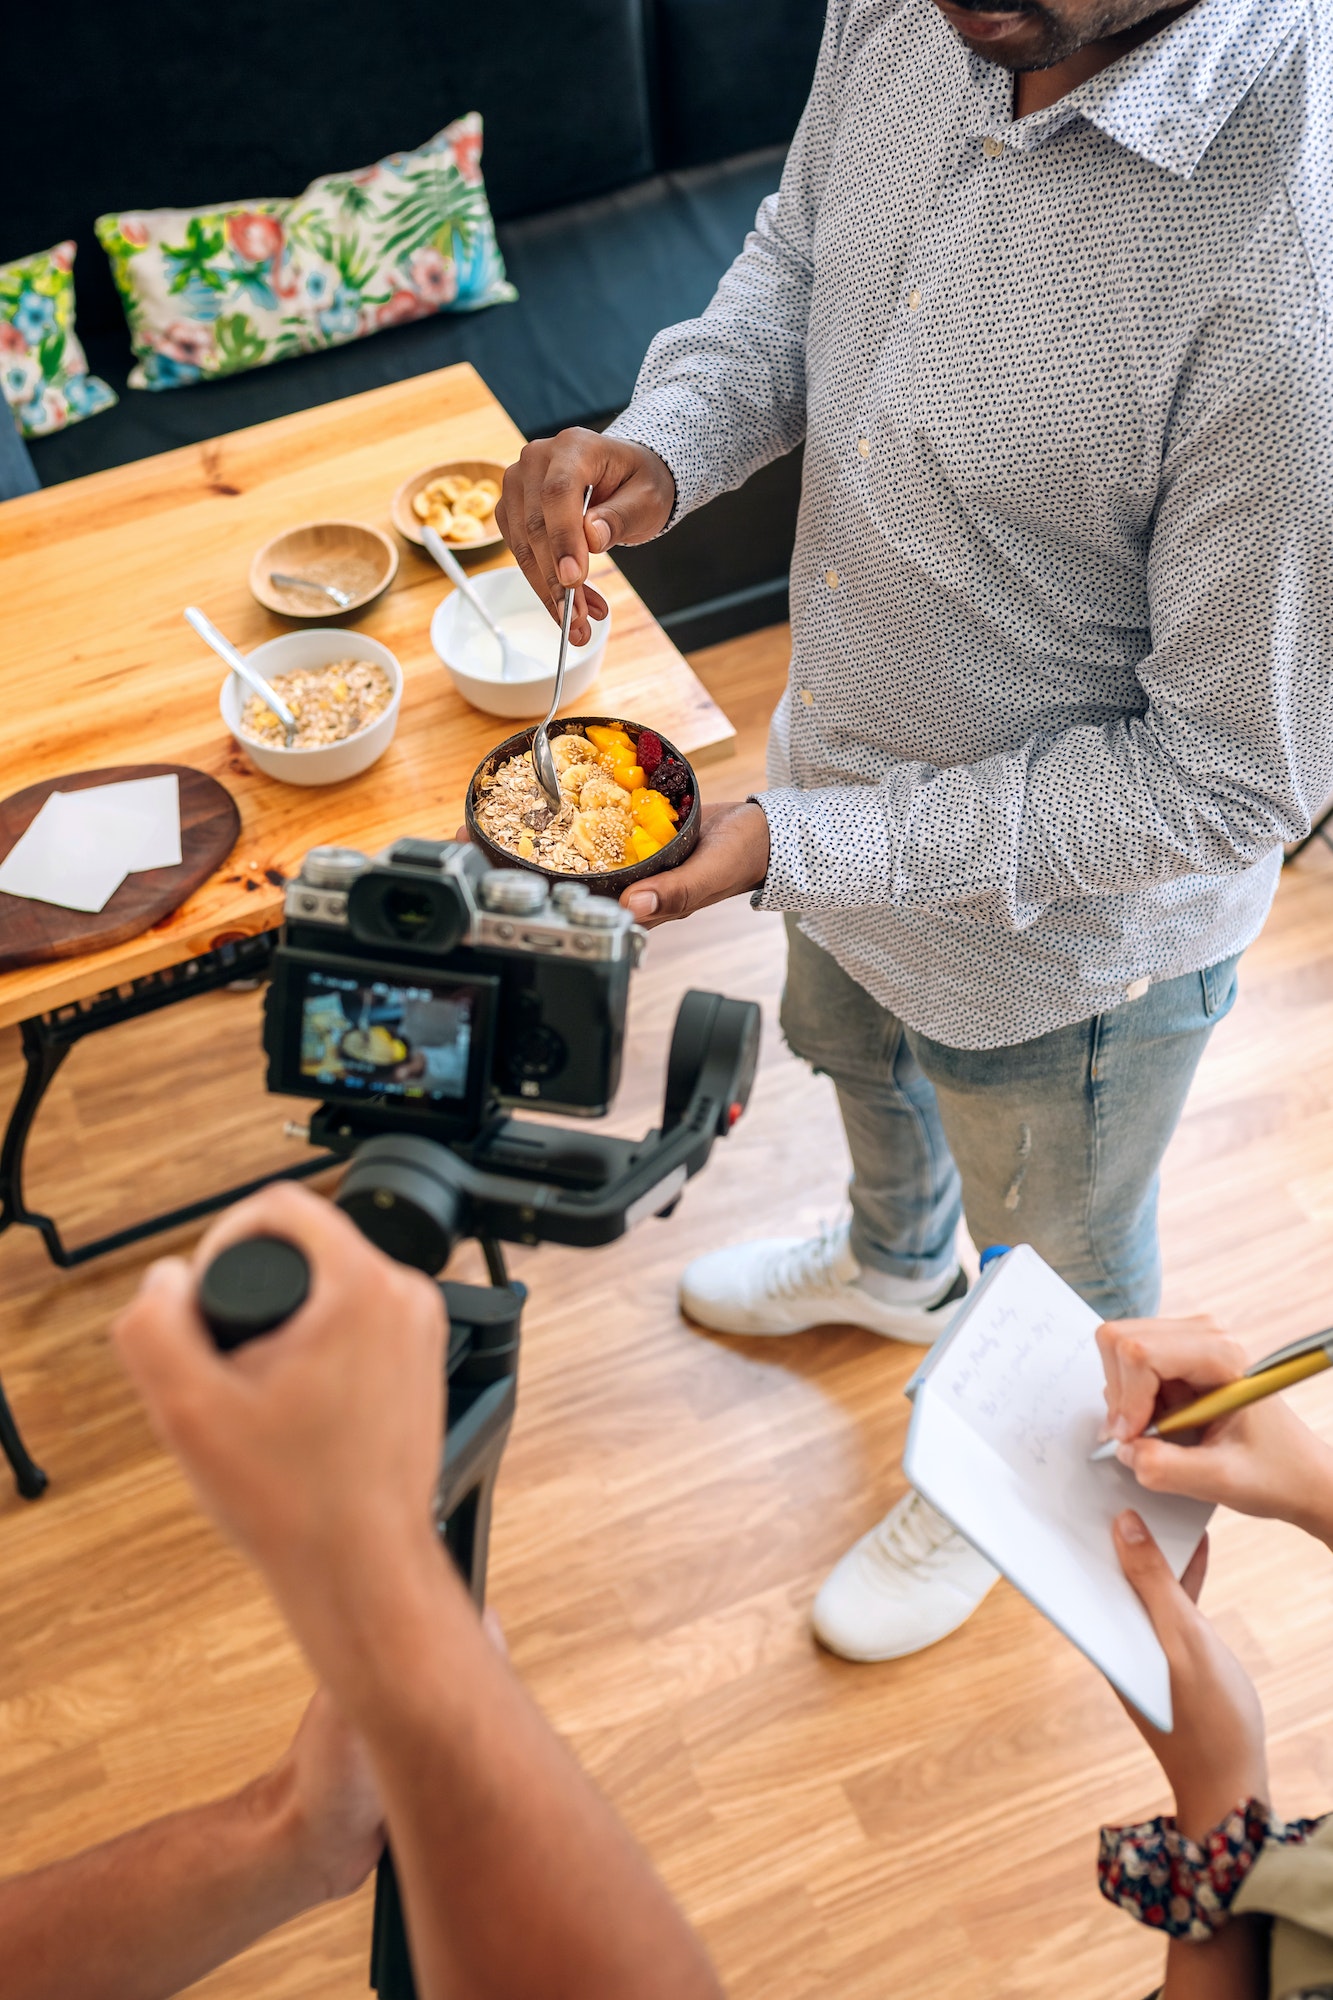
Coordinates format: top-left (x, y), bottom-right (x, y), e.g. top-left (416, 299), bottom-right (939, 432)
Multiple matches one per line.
top-left (499, 0), bottom-right (1333, 1663)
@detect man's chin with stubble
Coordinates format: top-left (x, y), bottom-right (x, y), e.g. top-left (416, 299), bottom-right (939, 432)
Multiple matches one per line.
top-left (930, 0), bottom-right (1189, 72)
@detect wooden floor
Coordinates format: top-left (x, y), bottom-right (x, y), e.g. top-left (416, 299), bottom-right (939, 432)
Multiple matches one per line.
top-left (4, 622), bottom-right (1333, 1999)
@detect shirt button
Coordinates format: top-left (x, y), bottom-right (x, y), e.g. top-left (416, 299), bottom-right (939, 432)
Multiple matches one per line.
top-left (798, 688), bottom-right (815, 707)
top-left (857, 437), bottom-right (870, 458)
top-left (983, 136), bottom-right (1005, 159)
top-left (908, 287), bottom-right (922, 311)
top-left (825, 568), bottom-right (840, 589)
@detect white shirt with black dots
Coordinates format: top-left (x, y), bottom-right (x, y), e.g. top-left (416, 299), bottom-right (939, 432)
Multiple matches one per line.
top-left (608, 0), bottom-right (1333, 1050)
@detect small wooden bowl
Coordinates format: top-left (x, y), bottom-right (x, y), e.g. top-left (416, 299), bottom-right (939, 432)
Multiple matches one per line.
top-left (250, 520), bottom-right (398, 619)
top-left (465, 717), bottom-right (701, 898)
top-left (391, 459), bottom-right (507, 552)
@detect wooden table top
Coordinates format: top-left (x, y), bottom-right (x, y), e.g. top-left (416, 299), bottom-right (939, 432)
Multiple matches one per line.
top-left (0, 363), bottom-right (734, 1031)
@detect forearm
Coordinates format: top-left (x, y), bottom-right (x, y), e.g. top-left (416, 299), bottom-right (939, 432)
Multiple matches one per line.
top-left (0, 1772), bottom-right (318, 2000)
top-left (1287, 1436), bottom-right (1333, 1551)
top-left (1161, 1919), bottom-right (1268, 2000)
top-left (754, 707), bottom-right (1296, 925)
top-left (325, 1549), bottom-right (721, 2000)
top-left (755, 329), bottom-right (1333, 923)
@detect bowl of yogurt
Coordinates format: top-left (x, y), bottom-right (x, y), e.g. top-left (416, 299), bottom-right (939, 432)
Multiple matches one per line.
top-left (430, 566), bottom-right (610, 719)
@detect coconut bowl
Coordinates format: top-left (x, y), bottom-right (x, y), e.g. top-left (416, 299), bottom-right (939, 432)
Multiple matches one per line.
top-left (465, 717), bottom-right (701, 897)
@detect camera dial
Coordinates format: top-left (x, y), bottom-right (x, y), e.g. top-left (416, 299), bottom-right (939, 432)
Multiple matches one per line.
top-left (302, 847), bottom-right (370, 888)
top-left (479, 871), bottom-right (549, 915)
top-left (566, 900), bottom-right (625, 931)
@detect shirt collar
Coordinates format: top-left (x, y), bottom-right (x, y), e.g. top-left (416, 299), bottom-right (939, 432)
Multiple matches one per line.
top-left (965, 0), bottom-right (1305, 179)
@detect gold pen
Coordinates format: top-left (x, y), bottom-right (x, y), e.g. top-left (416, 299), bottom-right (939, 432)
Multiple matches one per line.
top-left (1090, 1326), bottom-right (1333, 1463)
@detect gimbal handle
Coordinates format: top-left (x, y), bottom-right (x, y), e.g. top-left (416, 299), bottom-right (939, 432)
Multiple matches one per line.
top-left (198, 1235), bottom-right (311, 1349)
top-left (196, 1242), bottom-right (514, 2000)
top-left (329, 990), bottom-right (762, 1269)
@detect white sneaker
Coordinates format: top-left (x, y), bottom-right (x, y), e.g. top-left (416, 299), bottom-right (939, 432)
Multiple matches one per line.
top-left (678, 1221), bottom-right (966, 1343)
top-left (811, 1491), bottom-right (999, 1662)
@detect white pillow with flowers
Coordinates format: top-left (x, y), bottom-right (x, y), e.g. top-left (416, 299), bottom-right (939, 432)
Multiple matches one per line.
top-left (1, 240), bottom-right (117, 437)
top-left (95, 113), bottom-right (515, 392)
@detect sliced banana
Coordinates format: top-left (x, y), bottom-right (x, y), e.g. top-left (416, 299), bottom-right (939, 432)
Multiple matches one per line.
top-left (413, 471), bottom-right (501, 540)
top-left (446, 513), bottom-right (486, 544)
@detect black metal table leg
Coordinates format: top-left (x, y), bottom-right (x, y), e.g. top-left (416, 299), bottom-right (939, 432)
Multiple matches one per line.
top-left (0, 1371), bottom-right (47, 1500)
top-left (0, 932), bottom-right (341, 1496)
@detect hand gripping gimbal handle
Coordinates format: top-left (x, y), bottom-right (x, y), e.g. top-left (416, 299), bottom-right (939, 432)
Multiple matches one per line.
top-left (197, 1235), bottom-right (311, 1350)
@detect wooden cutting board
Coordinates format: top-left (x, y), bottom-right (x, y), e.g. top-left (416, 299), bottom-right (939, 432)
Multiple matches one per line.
top-left (0, 765), bottom-right (240, 974)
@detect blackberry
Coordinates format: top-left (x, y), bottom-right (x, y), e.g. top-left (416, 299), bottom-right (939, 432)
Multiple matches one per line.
top-left (652, 756), bottom-right (690, 809)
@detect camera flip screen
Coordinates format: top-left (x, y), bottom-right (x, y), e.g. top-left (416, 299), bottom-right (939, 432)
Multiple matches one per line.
top-left (291, 964), bottom-right (495, 1113)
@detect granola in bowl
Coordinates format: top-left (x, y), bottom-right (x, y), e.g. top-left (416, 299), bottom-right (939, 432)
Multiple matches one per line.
top-left (471, 723), bottom-right (696, 877)
top-left (239, 659), bottom-right (393, 750)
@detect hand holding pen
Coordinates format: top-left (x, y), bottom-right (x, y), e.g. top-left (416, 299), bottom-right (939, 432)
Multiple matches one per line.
top-left (1094, 1316), bottom-right (1333, 1543)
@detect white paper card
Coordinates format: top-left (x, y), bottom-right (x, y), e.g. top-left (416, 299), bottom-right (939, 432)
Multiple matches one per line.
top-left (83, 774), bottom-right (182, 870)
top-left (903, 1244), bottom-right (1212, 1731)
top-left (0, 776), bottom-right (183, 915)
top-left (0, 792), bottom-right (139, 912)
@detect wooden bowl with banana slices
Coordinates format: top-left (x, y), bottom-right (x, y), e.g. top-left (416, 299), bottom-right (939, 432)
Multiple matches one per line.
top-left (390, 459), bottom-right (507, 553)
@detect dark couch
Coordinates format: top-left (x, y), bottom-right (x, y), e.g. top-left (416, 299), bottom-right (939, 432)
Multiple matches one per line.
top-left (7, 1), bottom-right (824, 648)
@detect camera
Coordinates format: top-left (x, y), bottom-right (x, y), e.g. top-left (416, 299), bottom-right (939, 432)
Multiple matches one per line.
top-left (263, 837), bottom-right (761, 1279)
top-left (263, 838), bottom-right (641, 1139)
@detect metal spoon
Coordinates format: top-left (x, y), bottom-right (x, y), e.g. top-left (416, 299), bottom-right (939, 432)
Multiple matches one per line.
top-left (268, 571), bottom-right (353, 609)
top-left (184, 605), bottom-right (298, 747)
top-left (531, 486), bottom-right (594, 811)
top-left (423, 526), bottom-right (524, 684)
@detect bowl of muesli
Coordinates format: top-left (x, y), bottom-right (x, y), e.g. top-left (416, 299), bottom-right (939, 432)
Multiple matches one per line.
top-left (465, 717), bottom-right (701, 895)
top-left (220, 629), bottom-right (403, 785)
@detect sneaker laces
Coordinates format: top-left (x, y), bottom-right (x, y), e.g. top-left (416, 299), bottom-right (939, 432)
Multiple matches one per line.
top-left (765, 1221), bottom-right (852, 1300)
top-left (870, 1492), bottom-right (960, 1572)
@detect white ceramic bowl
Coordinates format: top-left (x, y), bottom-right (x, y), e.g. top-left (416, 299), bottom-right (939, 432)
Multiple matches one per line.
top-left (430, 566), bottom-right (610, 719)
top-left (219, 629), bottom-right (403, 786)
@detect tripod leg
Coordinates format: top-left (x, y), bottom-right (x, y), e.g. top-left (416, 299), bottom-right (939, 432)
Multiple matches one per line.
top-left (0, 1372), bottom-right (47, 1500)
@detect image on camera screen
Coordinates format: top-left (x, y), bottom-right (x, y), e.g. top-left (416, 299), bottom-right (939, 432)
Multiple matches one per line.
top-left (298, 970), bottom-right (480, 1102)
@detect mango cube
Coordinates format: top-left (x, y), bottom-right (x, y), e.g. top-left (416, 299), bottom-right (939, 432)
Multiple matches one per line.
top-left (628, 826), bottom-right (664, 864)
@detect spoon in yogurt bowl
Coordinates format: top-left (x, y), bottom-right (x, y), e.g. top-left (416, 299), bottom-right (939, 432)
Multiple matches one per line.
top-left (423, 527), bottom-right (540, 684)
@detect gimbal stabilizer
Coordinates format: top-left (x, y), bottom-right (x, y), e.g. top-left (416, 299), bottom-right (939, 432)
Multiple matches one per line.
top-left (197, 986), bottom-right (761, 1996)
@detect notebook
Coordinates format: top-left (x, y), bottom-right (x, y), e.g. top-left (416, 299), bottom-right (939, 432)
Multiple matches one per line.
top-left (903, 1244), bottom-right (1212, 1730)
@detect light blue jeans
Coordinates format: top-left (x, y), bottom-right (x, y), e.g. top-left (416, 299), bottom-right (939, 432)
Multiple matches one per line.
top-left (779, 916), bottom-right (1241, 1319)
top-left (0, 412), bottom-right (38, 501)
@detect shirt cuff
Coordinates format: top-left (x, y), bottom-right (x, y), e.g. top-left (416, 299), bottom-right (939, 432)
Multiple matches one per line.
top-left (604, 395), bottom-right (699, 529)
top-left (748, 785), bottom-right (897, 913)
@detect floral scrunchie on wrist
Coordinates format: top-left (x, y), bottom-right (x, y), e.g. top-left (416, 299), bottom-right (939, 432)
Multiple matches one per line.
top-left (1099, 1801), bottom-right (1326, 1940)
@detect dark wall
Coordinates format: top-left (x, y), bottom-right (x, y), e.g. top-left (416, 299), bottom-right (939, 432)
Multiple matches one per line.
top-left (7, 1), bottom-right (826, 344)
top-left (7, 1), bottom-right (659, 340)
top-left (651, 0), bottom-right (826, 167)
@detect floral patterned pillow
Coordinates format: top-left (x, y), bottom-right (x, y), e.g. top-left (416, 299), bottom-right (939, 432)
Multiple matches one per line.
top-left (96, 112), bottom-right (516, 392)
top-left (1, 242), bottom-right (118, 437)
